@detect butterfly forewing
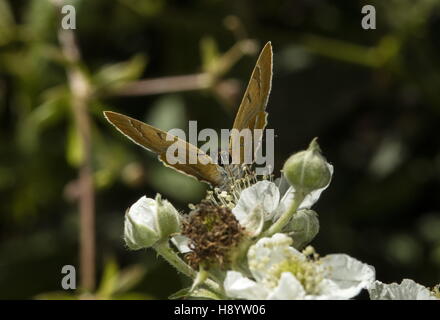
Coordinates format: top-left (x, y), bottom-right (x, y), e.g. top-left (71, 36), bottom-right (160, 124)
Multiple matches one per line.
top-left (104, 111), bottom-right (224, 186)
top-left (229, 41), bottom-right (273, 164)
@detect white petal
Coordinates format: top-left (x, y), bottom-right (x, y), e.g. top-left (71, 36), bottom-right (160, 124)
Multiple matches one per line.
top-left (318, 253), bottom-right (375, 299)
top-left (368, 279), bottom-right (438, 300)
top-left (276, 163), bottom-right (334, 218)
top-left (267, 272), bottom-right (306, 300)
top-left (233, 180), bottom-right (280, 224)
top-left (127, 196), bottom-right (158, 231)
top-left (171, 235), bottom-right (192, 253)
top-left (248, 233), bottom-right (304, 282)
top-left (239, 204), bottom-right (265, 237)
top-left (123, 217), bottom-right (143, 250)
top-left (224, 271), bottom-right (269, 300)
top-left (124, 196), bottom-right (161, 249)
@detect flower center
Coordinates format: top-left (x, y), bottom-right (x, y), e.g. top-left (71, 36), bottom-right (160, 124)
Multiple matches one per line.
top-left (182, 201), bottom-right (245, 269)
top-left (268, 248), bottom-right (323, 294)
top-left (203, 164), bottom-right (273, 209)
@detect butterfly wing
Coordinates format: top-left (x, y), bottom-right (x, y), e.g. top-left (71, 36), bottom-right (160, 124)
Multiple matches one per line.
top-left (229, 41), bottom-right (273, 164)
top-left (104, 111), bottom-right (225, 186)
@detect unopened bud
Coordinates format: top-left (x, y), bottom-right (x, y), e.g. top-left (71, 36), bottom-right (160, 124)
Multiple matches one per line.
top-left (124, 195), bottom-right (180, 250)
top-left (282, 138), bottom-right (331, 194)
top-left (283, 209), bottom-right (319, 249)
top-left (155, 194), bottom-right (181, 239)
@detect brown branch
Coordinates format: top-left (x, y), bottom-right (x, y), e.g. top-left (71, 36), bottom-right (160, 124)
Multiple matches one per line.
top-left (109, 39), bottom-right (258, 97)
top-left (113, 73), bottom-right (212, 96)
top-left (58, 27), bottom-right (96, 291)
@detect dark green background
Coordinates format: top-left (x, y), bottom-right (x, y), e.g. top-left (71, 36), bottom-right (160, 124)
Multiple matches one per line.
top-left (1, 0), bottom-right (439, 299)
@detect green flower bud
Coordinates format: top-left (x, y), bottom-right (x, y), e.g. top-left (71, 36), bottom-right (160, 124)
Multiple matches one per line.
top-left (283, 209), bottom-right (319, 249)
top-left (155, 194), bottom-right (181, 239)
top-left (124, 195), bottom-right (180, 250)
top-left (282, 138), bottom-right (331, 195)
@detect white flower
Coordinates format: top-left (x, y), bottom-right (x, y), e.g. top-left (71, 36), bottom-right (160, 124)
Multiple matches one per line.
top-left (231, 165), bottom-right (332, 237)
top-left (368, 279), bottom-right (439, 300)
top-left (124, 195), bottom-right (180, 250)
top-left (232, 180), bottom-right (277, 236)
top-left (224, 233), bottom-right (375, 300)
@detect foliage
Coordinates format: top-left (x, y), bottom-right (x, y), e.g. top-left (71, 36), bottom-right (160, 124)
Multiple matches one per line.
top-left (1, 0), bottom-right (440, 298)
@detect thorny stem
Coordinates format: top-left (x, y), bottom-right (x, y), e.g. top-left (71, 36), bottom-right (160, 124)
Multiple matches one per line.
top-left (56, 10), bottom-right (95, 290)
top-left (154, 241), bottom-right (195, 278)
top-left (153, 241), bottom-right (224, 296)
top-left (262, 191), bottom-right (306, 237)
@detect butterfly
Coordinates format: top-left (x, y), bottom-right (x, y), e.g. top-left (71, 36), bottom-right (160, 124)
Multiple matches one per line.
top-left (104, 41), bottom-right (272, 188)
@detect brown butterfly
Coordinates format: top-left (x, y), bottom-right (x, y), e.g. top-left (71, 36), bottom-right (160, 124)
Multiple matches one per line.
top-left (104, 41), bottom-right (273, 187)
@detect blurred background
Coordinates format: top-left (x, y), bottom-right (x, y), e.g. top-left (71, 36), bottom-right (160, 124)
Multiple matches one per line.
top-left (1, 0), bottom-right (440, 299)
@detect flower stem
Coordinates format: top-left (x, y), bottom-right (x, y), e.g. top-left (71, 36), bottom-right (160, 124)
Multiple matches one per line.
top-left (153, 241), bottom-right (222, 294)
top-left (262, 191), bottom-right (306, 237)
top-left (154, 241), bottom-right (195, 278)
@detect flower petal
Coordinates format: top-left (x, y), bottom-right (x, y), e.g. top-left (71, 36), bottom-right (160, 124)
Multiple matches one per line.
top-left (224, 271), bottom-right (269, 300)
top-left (368, 279), bottom-right (438, 300)
top-left (123, 218), bottom-right (144, 250)
top-left (233, 180), bottom-right (280, 224)
top-left (124, 196), bottom-right (161, 249)
top-left (318, 253), bottom-right (375, 299)
top-left (267, 272), bottom-right (306, 300)
top-left (239, 204), bottom-right (265, 237)
top-left (128, 196), bottom-right (158, 231)
top-left (171, 235), bottom-right (192, 253)
top-left (248, 233), bottom-right (304, 283)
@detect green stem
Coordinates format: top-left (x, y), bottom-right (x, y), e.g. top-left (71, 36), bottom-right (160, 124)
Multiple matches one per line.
top-left (154, 241), bottom-right (195, 278)
top-left (262, 191), bottom-right (306, 237)
top-left (153, 241), bottom-right (223, 295)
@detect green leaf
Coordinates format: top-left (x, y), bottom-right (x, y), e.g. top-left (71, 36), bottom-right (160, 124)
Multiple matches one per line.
top-left (113, 264), bottom-right (146, 294)
top-left (93, 54), bottom-right (147, 94)
top-left (149, 163), bottom-right (206, 203)
top-left (112, 292), bottom-right (154, 300)
top-left (17, 87), bottom-right (69, 153)
top-left (146, 95), bottom-right (186, 132)
top-left (93, 125), bottom-right (137, 189)
top-left (169, 287), bottom-right (191, 299)
top-left (200, 36), bottom-right (220, 73)
top-left (23, 0), bottom-right (56, 42)
top-left (169, 287), bottom-right (221, 300)
top-left (119, 0), bottom-right (165, 17)
top-left (34, 291), bottom-right (79, 300)
top-left (96, 259), bottom-right (120, 299)
top-left (66, 123), bottom-right (83, 167)
top-left (0, 0), bottom-right (15, 46)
